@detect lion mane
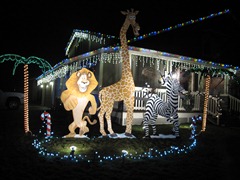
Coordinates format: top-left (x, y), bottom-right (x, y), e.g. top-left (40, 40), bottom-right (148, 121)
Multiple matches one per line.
top-left (60, 68), bottom-right (98, 137)
top-left (61, 68), bottom-right (98, 103)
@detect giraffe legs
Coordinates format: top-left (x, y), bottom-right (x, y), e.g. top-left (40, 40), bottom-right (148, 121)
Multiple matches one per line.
top-left (124, 97), bottom-right (135, 137)
top-left (98, 102), bottom-right (117, 137)
top-left (105, 109), bottom-right (117, 137)
top-left (98, 109), bottom-right (107, 136)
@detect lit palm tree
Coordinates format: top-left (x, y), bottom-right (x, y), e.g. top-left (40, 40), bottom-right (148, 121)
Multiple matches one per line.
top-left (0, 54), bottom-right (52, 135)
top-left (188, 67), bottom-right (235, 132)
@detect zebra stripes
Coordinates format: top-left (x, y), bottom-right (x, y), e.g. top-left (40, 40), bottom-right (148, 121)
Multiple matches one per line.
top-left (143, 75), bottom-right (186, 138)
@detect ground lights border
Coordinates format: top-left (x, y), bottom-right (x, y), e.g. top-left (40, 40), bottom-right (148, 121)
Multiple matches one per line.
top-left (32, 115), bottom-right (202, 163)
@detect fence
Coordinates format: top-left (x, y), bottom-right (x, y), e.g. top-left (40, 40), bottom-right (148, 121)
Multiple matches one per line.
top-left (228, 94), bottom-right (240, 112)
top-left (134, 87), bottom-right (201, 112)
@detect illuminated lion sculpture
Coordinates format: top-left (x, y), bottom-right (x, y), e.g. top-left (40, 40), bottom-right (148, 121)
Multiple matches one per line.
top-left (60, 68), bottom-right (98, 138)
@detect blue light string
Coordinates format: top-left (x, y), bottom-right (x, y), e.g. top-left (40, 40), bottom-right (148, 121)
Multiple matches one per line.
top-left (32, 115), bottom-right (202, 164)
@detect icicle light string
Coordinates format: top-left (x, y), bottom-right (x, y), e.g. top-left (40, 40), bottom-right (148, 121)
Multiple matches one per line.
top-left (37, 51), bottom-right (238, 86)
top-left (36, 9), bottom-right (238, 84)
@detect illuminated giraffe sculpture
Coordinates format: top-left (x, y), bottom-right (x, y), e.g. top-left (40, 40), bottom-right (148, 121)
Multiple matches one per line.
top-left (98, 9), bottom-right (140, 137)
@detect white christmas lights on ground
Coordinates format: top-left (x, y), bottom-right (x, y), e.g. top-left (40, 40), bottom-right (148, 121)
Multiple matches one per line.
top-left (32, 115), bottom-right (201, 164)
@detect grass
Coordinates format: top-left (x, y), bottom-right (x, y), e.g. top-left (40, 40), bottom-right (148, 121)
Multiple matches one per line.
top-left (1, 107), bottom-right (240, 179)
top-left (39, 125), bottom-right (193, 154)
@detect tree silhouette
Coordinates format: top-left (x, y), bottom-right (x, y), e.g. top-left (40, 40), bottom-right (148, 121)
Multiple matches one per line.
top-left (0, 54), bottom-right (52, 135)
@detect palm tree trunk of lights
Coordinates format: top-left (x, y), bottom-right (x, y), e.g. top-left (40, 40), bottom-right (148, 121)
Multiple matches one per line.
top-left (202, 75), bottom-right (210, 132)
top-left (24, 64), bottom-right (30, 134)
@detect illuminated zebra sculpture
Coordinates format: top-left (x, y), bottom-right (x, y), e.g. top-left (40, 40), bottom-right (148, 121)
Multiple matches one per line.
top-left (143, 73), bottom-right (187, 138)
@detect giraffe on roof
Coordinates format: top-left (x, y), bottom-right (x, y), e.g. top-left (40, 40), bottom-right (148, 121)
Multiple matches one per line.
top-left (98, 9), bottom-right (140, 137)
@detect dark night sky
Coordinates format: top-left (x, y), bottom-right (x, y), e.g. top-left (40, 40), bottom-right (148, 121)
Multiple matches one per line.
top-left (1, 0), bottom-right (240, 91)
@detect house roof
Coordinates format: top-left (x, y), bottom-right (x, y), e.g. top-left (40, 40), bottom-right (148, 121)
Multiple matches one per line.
top-left (65, 29), bottom-right (119, 56)
top-left (36, 45), bottom-right (238, 85)
top-left (36, 9), bottom-right (239, 83)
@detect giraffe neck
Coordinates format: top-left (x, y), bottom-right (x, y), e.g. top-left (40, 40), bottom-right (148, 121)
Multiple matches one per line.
top-left (119, 20), bottom-right (132, 80)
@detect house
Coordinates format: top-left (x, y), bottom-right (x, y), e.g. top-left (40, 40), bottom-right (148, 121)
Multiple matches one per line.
top-left (36, 29), bottom-right (240, 126)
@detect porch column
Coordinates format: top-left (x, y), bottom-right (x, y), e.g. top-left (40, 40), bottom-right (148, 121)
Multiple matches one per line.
top-left (98, 53), bottom-right (104, 89)
top-left (224, 75), bottom-right (228, 94)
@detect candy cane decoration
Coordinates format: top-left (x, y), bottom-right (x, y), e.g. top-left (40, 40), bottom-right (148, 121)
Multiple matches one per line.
top-left (40, 111), bottom-right (51, 137)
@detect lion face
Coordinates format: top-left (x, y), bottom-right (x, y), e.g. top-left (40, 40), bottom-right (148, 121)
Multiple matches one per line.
top-left (66, 68), bottom-right (98, 96)
top-left (77, 72), bottom-right (90, 92)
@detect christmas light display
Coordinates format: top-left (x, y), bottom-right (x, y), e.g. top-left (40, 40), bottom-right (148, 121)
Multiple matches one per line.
top-left (32, 115), bottom-right (201, 163)
top-left (40, 111), bottom-right (52, 137)
top-left (65, 9), bottom-right (230, 52)
top-left (190, 115), bottom-right (202, 139)
top-left (186, 67), bottom-right (235, 132)
top-left (24, 64), bottom-right (29, 133)
top-left (65, 29), bottom-right (118, 56)
top-left (37, 9), bottom-right (236, 86)
top-left (36, 46), bottom-right (239, 86)
top-left (0, 54), bottom-right (52, 134)
top-left (202, 75), bottom-right (210, 132)
top-left (126, 9), bottom-right (230, 44)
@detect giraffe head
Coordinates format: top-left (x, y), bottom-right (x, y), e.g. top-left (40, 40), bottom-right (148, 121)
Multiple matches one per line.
top-left (121, 8), bottom-right (140, 36)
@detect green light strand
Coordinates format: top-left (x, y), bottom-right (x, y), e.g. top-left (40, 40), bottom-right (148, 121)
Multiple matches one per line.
top-left (0, 54), bottom-right (53, 75)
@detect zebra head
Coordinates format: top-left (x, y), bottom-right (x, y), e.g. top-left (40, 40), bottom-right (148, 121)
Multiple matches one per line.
top-left (159, 72), bottom-right (188, 96)
top-left (171, 78), bottom-right (187, 94)
top-left (163, 73), bottom-right (188, 95)
top-left (158, 71), bottom-right (176, 86)
top-left (170, 76), bottom-right (189, 100)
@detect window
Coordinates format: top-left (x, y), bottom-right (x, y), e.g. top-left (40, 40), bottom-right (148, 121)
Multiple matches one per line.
top-left (131, 55), bottom-right (166, 88)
